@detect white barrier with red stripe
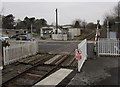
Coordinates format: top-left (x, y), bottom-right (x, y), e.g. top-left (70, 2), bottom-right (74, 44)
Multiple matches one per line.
top-left (76, 39), bottom-right (87, 72)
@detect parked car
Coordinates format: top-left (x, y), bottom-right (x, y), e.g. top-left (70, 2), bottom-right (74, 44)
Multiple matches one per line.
top-left (0, 34), bottom-right (9, 41)
top-left (10, 33), bottom-right (26, 38)
top-left (16, 34), bottom-right (28, 40)
top-left (10, 34), bottom-right (19, 38)
top-left (16, 33), bottom-right (34, 41)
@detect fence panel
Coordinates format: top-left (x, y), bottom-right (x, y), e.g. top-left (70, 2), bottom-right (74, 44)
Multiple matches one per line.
top-left (77, 39), bottom-right (87, 72)
top-left (3, 41), bottom-right (38, 65)
top-left (97, 38), bottom-right (120, 56)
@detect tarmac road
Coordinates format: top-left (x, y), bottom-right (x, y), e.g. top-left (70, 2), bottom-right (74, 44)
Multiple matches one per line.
top-left (38, 40), bottom-right (80, 55)
top-left (67, 57), bottom-right (120, 86)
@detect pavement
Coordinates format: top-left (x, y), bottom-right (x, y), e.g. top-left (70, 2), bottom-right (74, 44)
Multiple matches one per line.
top-left (67, 57), bottom-right (119, 86)
top-left (34, 68), bottom-right (73, 86)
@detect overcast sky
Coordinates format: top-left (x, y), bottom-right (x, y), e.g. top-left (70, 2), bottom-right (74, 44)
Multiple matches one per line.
top-left (0, 1), bottom-right (118, 25)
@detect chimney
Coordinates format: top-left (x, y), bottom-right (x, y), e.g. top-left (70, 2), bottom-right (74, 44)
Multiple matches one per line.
top-left (55, 8), bottom-right (58, 34)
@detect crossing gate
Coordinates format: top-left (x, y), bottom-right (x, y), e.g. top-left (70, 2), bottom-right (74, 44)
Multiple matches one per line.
top-left (97, 38), bottom-right (120, 56)
top-left (76, 39), bottom-right (87, 72)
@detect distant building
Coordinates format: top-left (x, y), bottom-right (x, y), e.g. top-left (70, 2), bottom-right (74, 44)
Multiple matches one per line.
top-left (40, 26), bottom-right (54, 38)
top-left (52, 28), bottom-right (68, 40)
top-left (62, 25), bottom-right (81, 40)
top-left (41, 25), bottom-right (81, 40)
top-left (41, 26), bottom-right (54, 34)
top-left (68, 28), bottom-right (81, 39)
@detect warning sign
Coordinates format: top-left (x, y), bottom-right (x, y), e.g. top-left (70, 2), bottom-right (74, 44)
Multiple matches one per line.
top-left (75, 49), bottom-right (82, 60)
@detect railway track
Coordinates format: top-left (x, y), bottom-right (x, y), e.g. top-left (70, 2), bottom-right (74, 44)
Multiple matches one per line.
top-left (2, 31), bottom-right (95, 86)
top-left (84, 31), bottom-right (96, 40)
top-left (86, 31), bottom-right (96, 40)
top-left (2, 36), bottom-right (83, 87)
top-left (2, 53), bottom-right (76, 87)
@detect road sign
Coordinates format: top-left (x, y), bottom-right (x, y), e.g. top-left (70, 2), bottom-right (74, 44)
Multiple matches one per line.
top-left (75, 49), bottom-right (82, 60)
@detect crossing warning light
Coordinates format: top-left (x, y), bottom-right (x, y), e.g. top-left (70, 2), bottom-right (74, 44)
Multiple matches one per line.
top-left (75, 49), bottom-right (82, 60)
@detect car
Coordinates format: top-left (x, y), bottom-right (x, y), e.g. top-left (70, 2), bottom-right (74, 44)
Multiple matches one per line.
top-left (0, 34), bottom-right (9, 41)
top-left (16, 33), bottom-right (34, 41)
top-left (16, 35), bottom-right (27, 40)
top-left (10, 34), bottom-right (26, 38)
top-left (10, 34), bottom-right (19, 38)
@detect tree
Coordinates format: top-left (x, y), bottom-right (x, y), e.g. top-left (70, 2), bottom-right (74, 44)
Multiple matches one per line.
top-left (3, 14), bottom-right (48, 33)
top-left (35, 18), bottom-right (47, 33)
top-left (40, 19), bottom-right (47, 26)
top-left (23, 16), bottom-right (31, 29)
top-left (72, 19), bottom-right (87, 29)
top-left (103, 16), bottom-right (116, 31)
top-left (29, 17), bottom-right (35, 25)
top-left (81, 20), bottom-right (87, 29)
top-left (23, 17), bottom-right (47, 33)
top-left (35, 19), bottom-right (42, 33)
top-left (103, 1), bottom-right (120, 31)
top-left (16, 20), bottom-right (26, 29)
top-left (2, 14), bottom-right (15, 29)
top-left (73, 20), bottom-right (81, 28)
top-left (86, 22), bottom-right (96, 29)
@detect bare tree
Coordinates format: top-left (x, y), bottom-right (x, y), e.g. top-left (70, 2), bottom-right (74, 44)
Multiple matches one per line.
top-left (103, 1), bottom-right (120, 32)
top-left (72, 19), bottom-right (81, 28)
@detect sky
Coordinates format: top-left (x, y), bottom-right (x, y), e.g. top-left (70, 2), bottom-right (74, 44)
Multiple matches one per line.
top-left (0, 0), bottom-right (119, 25)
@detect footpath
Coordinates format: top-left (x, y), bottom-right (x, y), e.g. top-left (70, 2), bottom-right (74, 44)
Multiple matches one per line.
top-left (67, 57), bottom-right (119, 86)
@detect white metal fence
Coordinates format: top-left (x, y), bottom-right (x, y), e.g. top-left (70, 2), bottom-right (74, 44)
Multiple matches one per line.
top-left (3, 41), bottom-right (38, 65)
top-left (77, 39), bottom-right (87, 72)
top-left (97, 38), bottom-right (120, 56)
